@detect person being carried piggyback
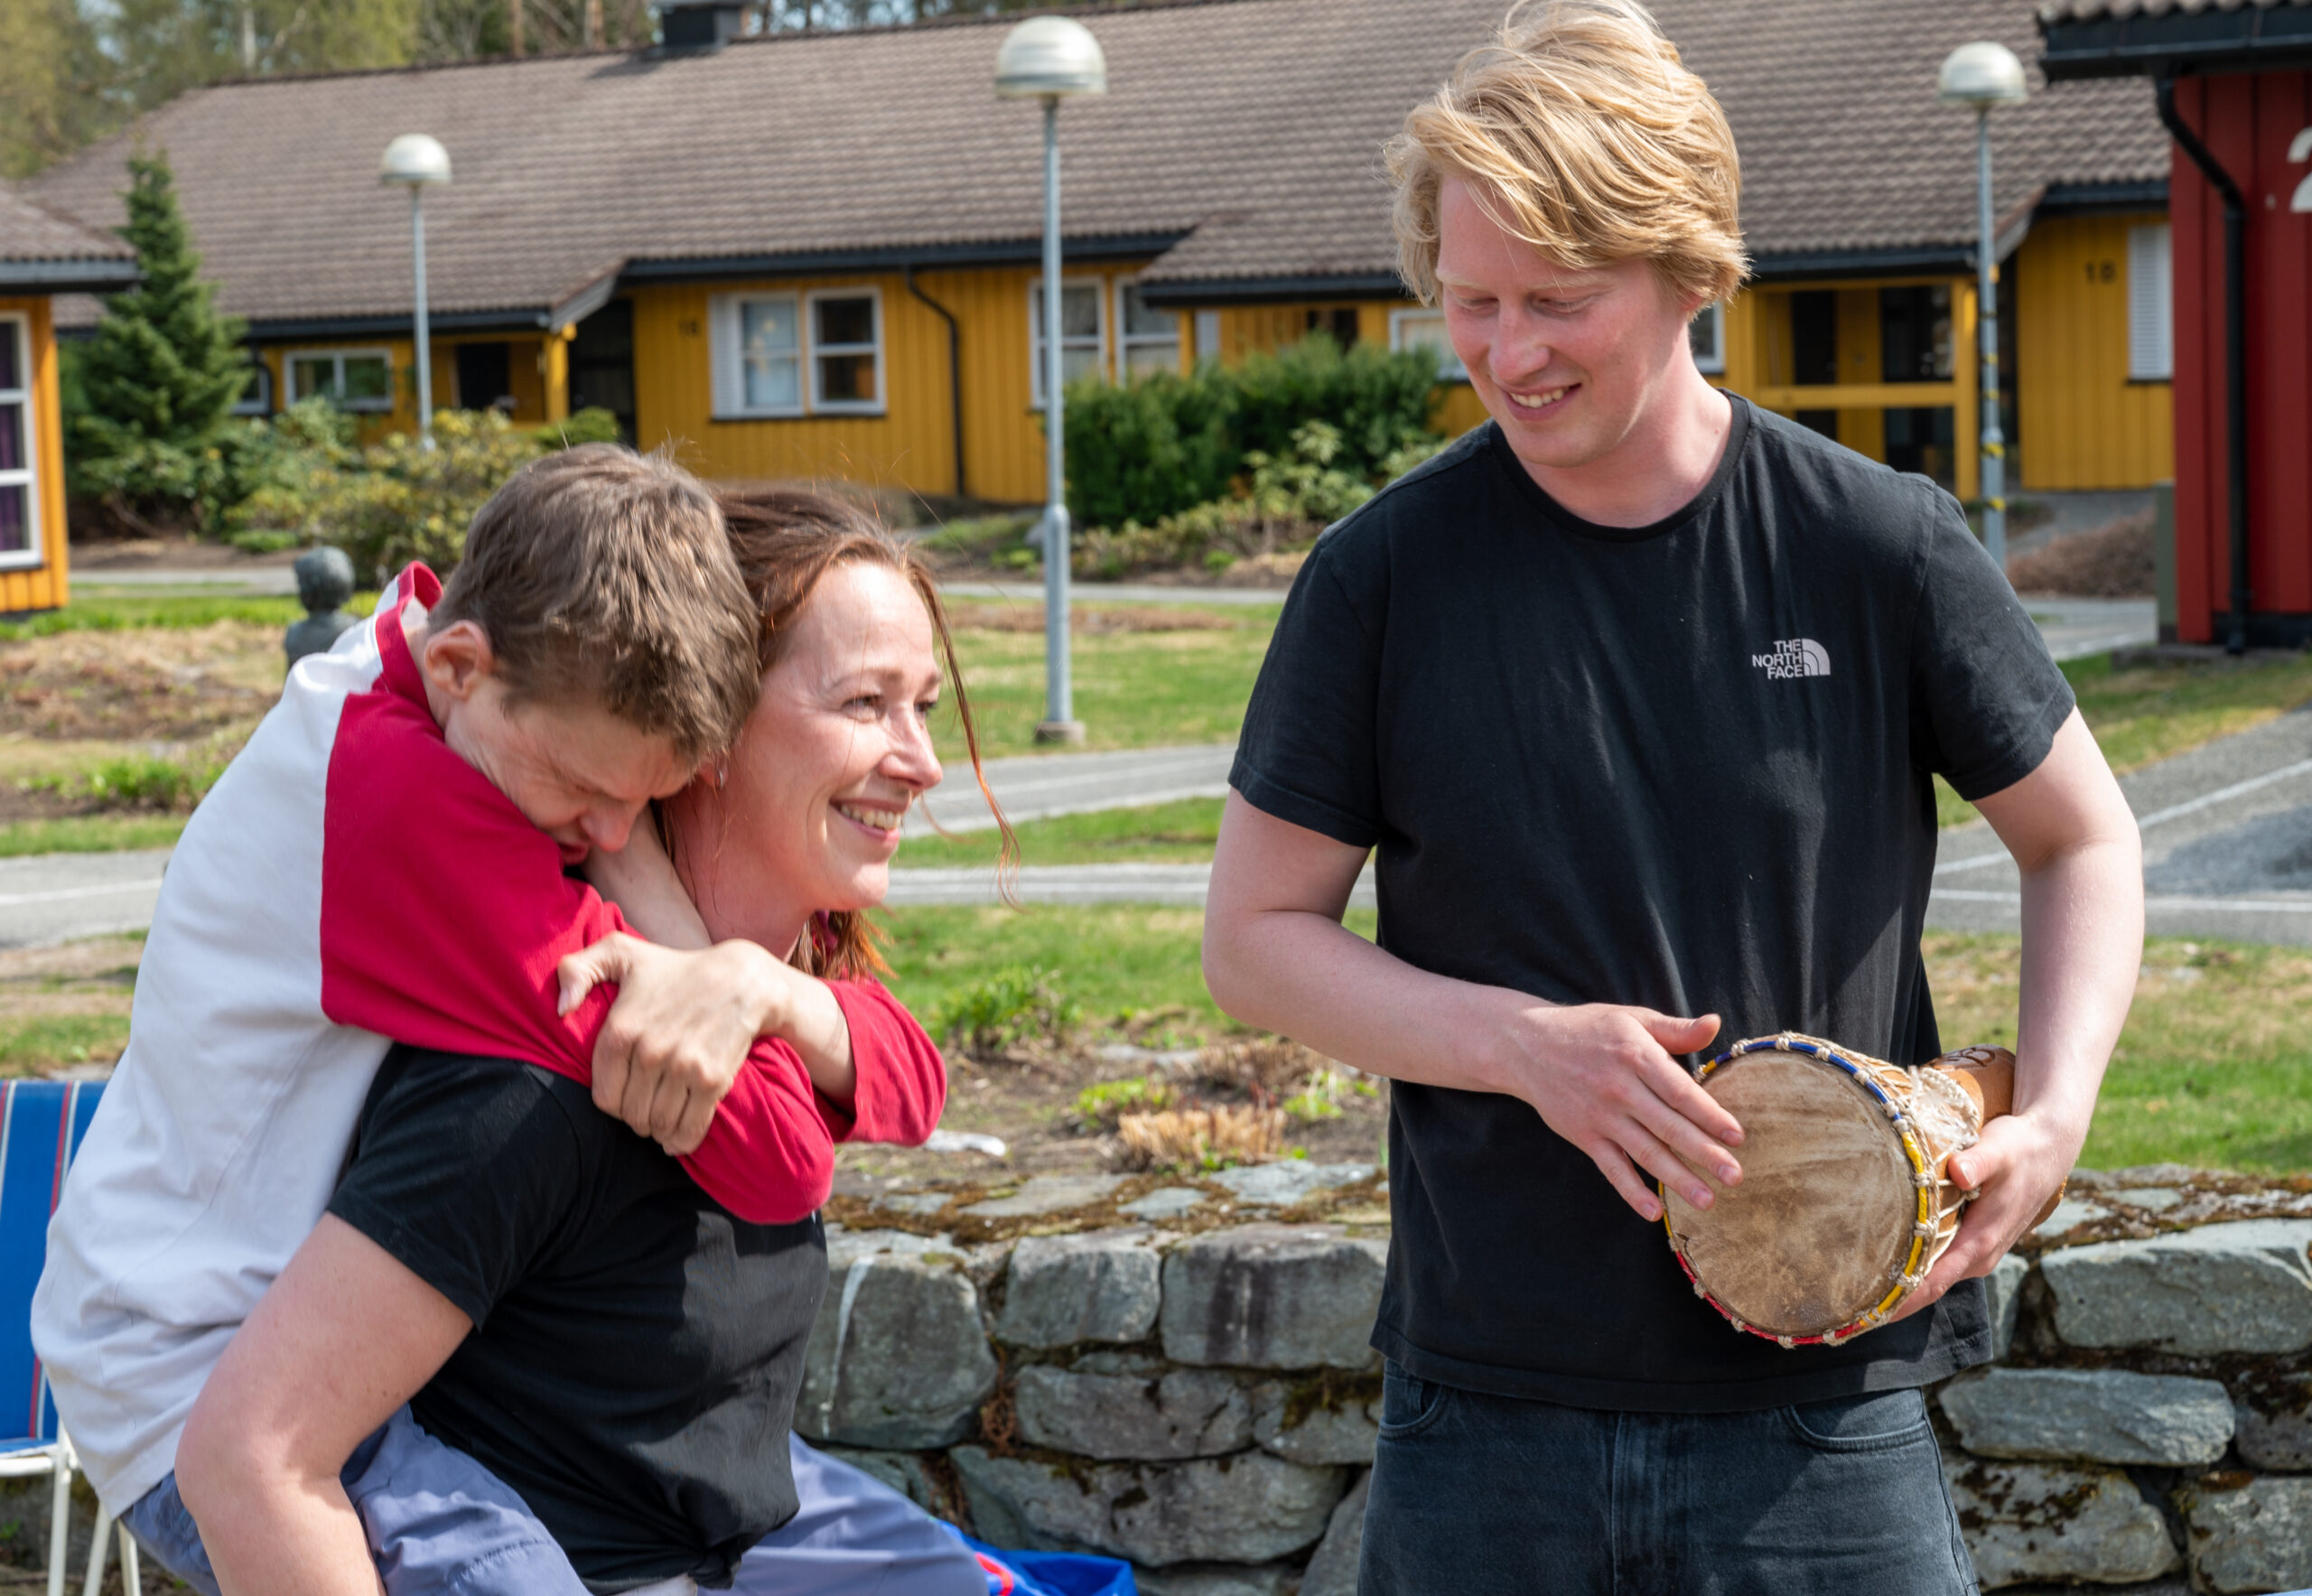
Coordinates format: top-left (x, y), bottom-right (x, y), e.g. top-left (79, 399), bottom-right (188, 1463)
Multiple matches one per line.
top-left (35, 446), bottom-right (946, 1591)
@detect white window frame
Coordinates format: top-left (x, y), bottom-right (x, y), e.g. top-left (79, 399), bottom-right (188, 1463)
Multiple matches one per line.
top-left (2128, 222), bottom-right (2173, 382)
top-left (284, 348), bottom-right (394, 412)
top-left (1113, 277), bottom-right (1182, 380)
top-left (228, 359), bottom-right (273, 416)
top-left (1388, 306), bottom-right (1468, 382)
top-left (709, 292), bottom-right (806, 419)
top-left (0, 313), bottom-right (42, 572)
top-left (1689, 302), bottom-right (1727, 375)
top-left (1028, 275), bottom-right (1109, 407)
top-left (804, 285), bottom-right (887, 416)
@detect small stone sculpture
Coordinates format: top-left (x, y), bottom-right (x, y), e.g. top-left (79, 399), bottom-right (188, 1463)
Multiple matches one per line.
top-left (284, 546), bottom-right (359, 668)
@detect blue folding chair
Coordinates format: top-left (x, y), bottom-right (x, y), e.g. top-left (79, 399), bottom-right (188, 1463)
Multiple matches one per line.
top-left (0, 1079), bottom-right (139, 1596)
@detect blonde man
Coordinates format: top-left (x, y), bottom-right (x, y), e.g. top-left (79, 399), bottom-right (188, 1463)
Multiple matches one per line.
top-left (1202, 3), bottom-right (2143, 1589)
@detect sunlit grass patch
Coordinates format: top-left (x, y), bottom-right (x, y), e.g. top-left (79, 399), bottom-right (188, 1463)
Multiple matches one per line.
top-left (901, 798), bottom-right (1225, 868)
top-left (1925, 930), bottom-right (2312, 1174)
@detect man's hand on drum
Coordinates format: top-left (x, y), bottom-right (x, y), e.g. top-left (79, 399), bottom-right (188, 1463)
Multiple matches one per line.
top-left (1503, 1001), bottom-right (1743, 1224)
top-left (1888, 1104), bottom-right (2075, 1323)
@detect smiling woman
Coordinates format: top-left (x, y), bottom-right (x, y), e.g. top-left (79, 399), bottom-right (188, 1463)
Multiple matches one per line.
top-left (664, 488), bottom-right (1016, 977)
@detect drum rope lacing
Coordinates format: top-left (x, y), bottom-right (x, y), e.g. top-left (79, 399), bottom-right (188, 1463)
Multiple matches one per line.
top-left (1661, 1032), bottom-right (1981, 1349)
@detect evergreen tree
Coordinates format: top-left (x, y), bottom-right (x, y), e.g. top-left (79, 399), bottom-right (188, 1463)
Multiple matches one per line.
top-left (68, 148), bottom-right (256, 529)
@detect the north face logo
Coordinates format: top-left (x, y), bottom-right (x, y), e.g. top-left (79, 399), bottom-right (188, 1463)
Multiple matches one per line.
top-left (1753, 639), bottom-right (1831, 678)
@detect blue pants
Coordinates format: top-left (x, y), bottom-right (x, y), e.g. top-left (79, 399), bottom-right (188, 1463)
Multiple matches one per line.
top-left (125, 1406), bottom-right (987, 1596)
top-left (1357, 1360), bottom-right (1981, 1596)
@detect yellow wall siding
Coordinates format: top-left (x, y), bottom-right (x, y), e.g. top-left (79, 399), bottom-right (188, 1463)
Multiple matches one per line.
top-left (2013, 212), bottom-right (2174, 490)
top-left (0, 297), bottom-right (68, 613)
top-left (631, 263), bottom-right (1161, 503)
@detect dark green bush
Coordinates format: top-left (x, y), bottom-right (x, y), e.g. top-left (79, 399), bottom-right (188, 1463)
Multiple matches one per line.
top-left (1062, 365), bottom-right (1236, 528)
top-left (1228, 334), bottom-right (1440, 479)
top-left (1062, 334), bottom-right (1442, 528)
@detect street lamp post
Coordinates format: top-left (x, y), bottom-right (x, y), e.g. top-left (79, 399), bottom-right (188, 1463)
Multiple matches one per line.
top-left (1938, 42), bottom-right (2028, 574)
top-left (380, 134), bottom-right (452, 449)
top-left (997, 17), bottom-right (1105, 745)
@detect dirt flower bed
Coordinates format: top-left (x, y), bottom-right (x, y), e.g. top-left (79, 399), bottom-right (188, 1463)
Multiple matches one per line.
top-left (0, 621), bottom-right (282, 743)
top-left (2009, 509), bottom-right (2156, 598)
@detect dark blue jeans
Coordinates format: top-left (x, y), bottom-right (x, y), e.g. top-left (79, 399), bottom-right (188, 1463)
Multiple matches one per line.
top-left (1359, 1360), bottom-right (1980, 1596)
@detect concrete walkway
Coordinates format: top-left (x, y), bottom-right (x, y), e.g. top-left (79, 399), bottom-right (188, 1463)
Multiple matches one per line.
top-left (0, 849), bottom-right (171, 949)
top-left (1929, 705), bottom-right (2312, 947)
top-left (915, 743), bottom-right (1234, 835)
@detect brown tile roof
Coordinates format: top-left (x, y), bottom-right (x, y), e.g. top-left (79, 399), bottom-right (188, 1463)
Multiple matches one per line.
top-left (2042, 0), bottom-right (2308, 19)
top-left (0, 182), bottom-right (137, 292)
top-left (23, 0), bottom-right (2171, 325)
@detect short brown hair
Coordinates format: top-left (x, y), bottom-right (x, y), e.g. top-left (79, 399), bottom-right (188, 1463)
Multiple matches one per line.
top-left (1388, 0), bottom-right (1748, 308)
top-left (696, 486), bottom-right (1014, 980)
top-left (430, 445), bottom-right (760, 764)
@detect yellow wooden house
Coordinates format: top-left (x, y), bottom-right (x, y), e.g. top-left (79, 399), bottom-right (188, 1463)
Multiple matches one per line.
top-left (0, 184), bottom-right (138, 615)
top-left (30, 0), bottom-right (2169, 516)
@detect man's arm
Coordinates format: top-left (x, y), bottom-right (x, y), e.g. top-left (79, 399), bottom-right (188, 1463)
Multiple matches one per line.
top-left (176, 1217), bottom-right (471, 1596)
top-left (1892, 708), bottom-right (2142, 1320)
top-left (1202, 791), bottom-right (1743, 1220)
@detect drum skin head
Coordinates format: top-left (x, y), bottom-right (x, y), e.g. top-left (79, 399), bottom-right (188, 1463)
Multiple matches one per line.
top-left (1664, 1051), bottom-right (1914, 1339)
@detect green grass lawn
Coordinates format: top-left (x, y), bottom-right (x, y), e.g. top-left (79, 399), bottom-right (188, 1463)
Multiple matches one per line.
top-left (934, 602), bottom-right (1279, 761)
top-left (899, 798), bottom-right (1225, 868)
top-left (0, 815), bottom-right (190, 856)
top-left (1928, 930), bottom-right (2312, 1173)
top-left (873, 904), bottom-right (1377, 1052)
top-left (0, 590), bottom-right (325, 639)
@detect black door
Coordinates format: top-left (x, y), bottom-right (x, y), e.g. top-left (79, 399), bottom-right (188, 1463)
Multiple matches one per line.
top-left (569, 300), bottom-right (636, 444)
top-left (455, 341), bottom-right (514, 412)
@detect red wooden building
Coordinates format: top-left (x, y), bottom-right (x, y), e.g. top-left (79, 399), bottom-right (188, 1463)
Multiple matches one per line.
top-left (2044, 0), bottom-right (2312, 648)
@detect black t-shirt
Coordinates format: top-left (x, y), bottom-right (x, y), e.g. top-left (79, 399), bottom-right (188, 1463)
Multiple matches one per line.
top-left (329, 1047), bottom-right (828, 1592)
top-left (1232, 397), bottom-right (2074, 1412)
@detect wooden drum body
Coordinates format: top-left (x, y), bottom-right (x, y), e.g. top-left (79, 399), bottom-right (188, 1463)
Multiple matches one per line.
top-left (1661, 1034), bottom-right (2013, 1348)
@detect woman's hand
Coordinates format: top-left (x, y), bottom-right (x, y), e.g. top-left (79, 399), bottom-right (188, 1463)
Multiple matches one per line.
top-left (558, 935), bottom-right (857, 1154)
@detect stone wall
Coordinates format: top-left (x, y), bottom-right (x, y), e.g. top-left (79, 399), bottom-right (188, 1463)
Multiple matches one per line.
top-left (817, 1162), bottom-right (2312, 1595)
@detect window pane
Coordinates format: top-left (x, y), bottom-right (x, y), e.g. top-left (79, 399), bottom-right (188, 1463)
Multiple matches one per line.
top-left (1120, 285), bottom-right (1175, 340)
top-left (814, 295), bottom-right (875, 349)
top-left (1033, 284), bottom-right (1101, 344)
top-left (745, 353), bottom-right (800, 410)
top-left (342, 357), bottom-right (390, 402)
top-left (1687, 305), bottom-right (1721, 370)
top-left (292, 356), bottom-right (336, 398)
top-left (817, 352), bottom-right (876, 404)
top-left (0, 323), bottom-right (18, 392)
top-left (0, 483), bottom-right (26, 556)
top-left (1123, 341), bottom-right (1179, 378)
top-left (1394, 312), bottom-right (1465, 380)
top-left (742, 300), bottom-right (799, 358)
top-left (1061, 345), bottom-right (1102, 387)
top-left (2129, 224), bottom-right (2172, 380)
top-left (0, 401), bottom-right (21, 472)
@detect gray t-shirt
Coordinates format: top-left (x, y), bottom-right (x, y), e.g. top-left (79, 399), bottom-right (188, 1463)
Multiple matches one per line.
top-left (1231, 397), bottom-right (2074, 1411)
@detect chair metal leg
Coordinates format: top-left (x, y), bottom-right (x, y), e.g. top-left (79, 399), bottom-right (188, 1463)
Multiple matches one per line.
top-left (79, 1501), bottom-right (110, 1596)
top-left (45, 1461), bottom-right (69, 1596)
top-left (116, 1521), bottom-right (140, 1596)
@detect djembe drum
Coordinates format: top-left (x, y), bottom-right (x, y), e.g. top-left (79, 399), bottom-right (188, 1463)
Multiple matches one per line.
top-left (1661, 1034), bottom-right (2024, 1348)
